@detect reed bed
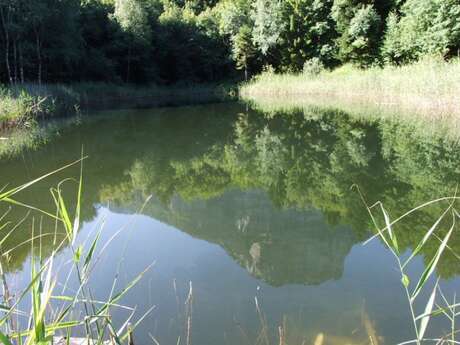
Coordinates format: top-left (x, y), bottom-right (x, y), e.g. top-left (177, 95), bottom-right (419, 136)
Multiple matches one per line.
top-left (241, 58), bottom-right (460, 121)
top-left (0, 160), bottom-right (153, 345)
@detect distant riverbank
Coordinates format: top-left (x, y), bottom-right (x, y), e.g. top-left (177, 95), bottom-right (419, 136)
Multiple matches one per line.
top-left (241, 58), bottom-right (460, 120)
top-left (0, 82), bottom-right (235, 129)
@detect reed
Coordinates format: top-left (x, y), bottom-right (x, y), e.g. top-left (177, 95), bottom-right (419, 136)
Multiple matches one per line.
top-left (359, 186), bottom-right (460, 345)
top-left (241, 58), bottom-right (460, 120)
top-left (0, 87), bottom-right (53, 127)
top-left (0, 160), bottom-right (153, 345)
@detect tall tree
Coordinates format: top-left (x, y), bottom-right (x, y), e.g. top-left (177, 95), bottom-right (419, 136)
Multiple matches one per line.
top-left (382, 0), bottom-right (460, 64)
top-left (114, 0), bottom-right (153, 82)
top-left (250, 0), bottom-right (284, 55)
top-left (0, 0), bottom-right (81, 84)
top-left (278, 0), bottom-right (338, 71)
top-left (232, 24), bottom-right (256, 80)
top-left (215, 0), bottom-right (251, 38)
top-left (332, 0), bottom-right (383, 66)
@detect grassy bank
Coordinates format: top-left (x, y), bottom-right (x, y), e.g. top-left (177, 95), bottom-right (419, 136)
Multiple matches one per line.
top-left (241, 58), bottom-right (460, 120)
top-left (0, 82), bottom-right (235, 128)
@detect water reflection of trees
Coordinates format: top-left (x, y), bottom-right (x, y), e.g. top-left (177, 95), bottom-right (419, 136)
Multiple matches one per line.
top-left (103, 106), bottom-right (460, 279)
top-left (2, 103), bottom-right (460, 280)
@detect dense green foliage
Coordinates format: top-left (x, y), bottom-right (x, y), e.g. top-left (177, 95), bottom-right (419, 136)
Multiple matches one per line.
top-left (0, 0), bottom-right (459, 85)
top-left (382, 0), bottom-right (460, 63)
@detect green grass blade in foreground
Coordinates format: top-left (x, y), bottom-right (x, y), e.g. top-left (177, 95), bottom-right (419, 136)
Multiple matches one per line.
top-left (73, 151), bottom-right (84, 245)
top-left (0, 165), bottom-right (156, 345)
top-left (417, 279), bottom-right (439, 341)
top-left (380, 203), bottom-right (399, 255)
top-left (50, 183), bottom-right (74, 243)
top-left (0, 264), bottom-right (48, 325)
top-left (0, 157), bottom-right (85, 201)
top-left (0, 198), bottom-right (58, 221)
top-left (95, 263), bottom-right (154, 317)
top-left (120, 306), bottom-right (156, 342)
top-left (83, 230), bottom-right (102, 277)
top-left (362, 194), bottom-right (460, 344)
top-left (411, 215), bottom-right (455, 302)
top-left (402, 205), bottom-right (453, 269)
top-left (0, 157), bottom-right (86, 226)
top-left (363, 196), bottom-right (460, 245)
top-left (49, 155), bottom-right (84, 246)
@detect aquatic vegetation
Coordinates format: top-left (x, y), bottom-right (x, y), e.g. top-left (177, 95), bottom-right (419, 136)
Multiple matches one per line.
top-left (241, 58), bottom-right (460, 120)
top-left (0, 88), bottom-right (52, 127)
top-left (363, 192), bottom-right (460, 345)
top-left (0, 162), bottom-right (152, 345)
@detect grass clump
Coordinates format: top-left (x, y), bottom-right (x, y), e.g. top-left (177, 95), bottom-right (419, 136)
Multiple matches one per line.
top-left (0, 84), bottom-right (80, 128)
top-left (241, 58), bottom-right (460, 119)
top-left (0, 88), bottom-right (53, 128)
top-left (0, 160), bottom-right (153, 345)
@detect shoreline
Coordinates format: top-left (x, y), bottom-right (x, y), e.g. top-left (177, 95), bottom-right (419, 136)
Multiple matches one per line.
top-left (0, 82), bottom-right (237, 129)
top-left (240, 58), bottom-right (460, 121)
top-left (0, 82), bottom-right (236, 158)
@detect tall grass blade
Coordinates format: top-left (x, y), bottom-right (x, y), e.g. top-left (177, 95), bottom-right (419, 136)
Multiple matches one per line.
top-left (120, 306), bottom-right (156, 342)
top-left (96, 263), bottom-right (154, 316)
top-left (83, 231), bottom-right (102, 277)
top-left (72, 150), bottom-right (84, 245)
top-left (411, 216), bottom-right (455, 301)
top-left (402, 206), bottom-right (452, 269)
top-left (363, 196), bottom-right (460, 245)
top-left (0, 158), bottom-right (84, 201)
top-left (380, 204), bottom-right (399, 255)
top-left (1, 198), bottom-right (58, 220)
top-left (0, 264), bottom-right (47, 325)
top-left (418, 279), bottom-right (439, 341)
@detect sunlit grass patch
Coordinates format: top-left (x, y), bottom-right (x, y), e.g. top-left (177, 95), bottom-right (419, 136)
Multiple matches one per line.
top-left (241, 58), bottom-right (460, 120)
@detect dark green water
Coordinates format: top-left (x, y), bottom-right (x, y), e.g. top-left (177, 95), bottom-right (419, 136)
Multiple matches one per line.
top-left (1, 102), bottom-right (460, 344)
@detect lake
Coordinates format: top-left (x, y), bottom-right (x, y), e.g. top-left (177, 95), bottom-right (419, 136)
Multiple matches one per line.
top-left (1, 102), bottom-right (460, 345)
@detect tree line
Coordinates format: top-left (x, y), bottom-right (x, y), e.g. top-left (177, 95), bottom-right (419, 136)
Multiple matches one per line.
top-left (0, 0), bottom-right (459, 84)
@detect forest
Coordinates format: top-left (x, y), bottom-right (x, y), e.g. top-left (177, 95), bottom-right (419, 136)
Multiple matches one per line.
top-left (0, 0), bottom-right (459, 85)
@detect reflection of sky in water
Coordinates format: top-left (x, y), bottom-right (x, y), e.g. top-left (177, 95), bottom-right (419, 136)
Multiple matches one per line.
top-left (9, 196), bottom-right (460, 345)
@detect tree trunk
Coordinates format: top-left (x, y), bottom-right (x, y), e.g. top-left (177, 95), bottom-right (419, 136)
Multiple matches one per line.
top-left (35, 28), bottom-right (42, 85)
top-left (126, 44), bottom-right (132, 83)
top-left (13, 37), bottom-right (17, 83)
top-left (19, 42), bottom-right (24, 83)
top-left (0, 5), bottom-right (13, 84)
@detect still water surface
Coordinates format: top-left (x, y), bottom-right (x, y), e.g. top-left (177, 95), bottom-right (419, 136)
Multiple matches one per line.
top-left (2, 102), bottom-right (460, 344)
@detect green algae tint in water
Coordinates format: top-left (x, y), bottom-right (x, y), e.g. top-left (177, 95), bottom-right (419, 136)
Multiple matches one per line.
top-left (1, 102), bottom-right (460, 344)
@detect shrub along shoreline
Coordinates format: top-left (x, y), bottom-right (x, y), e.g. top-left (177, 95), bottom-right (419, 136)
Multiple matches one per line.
top-left (240, 58), bottom-right (460, 120)
top-left (0, 82), bottom-right (235, 129)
